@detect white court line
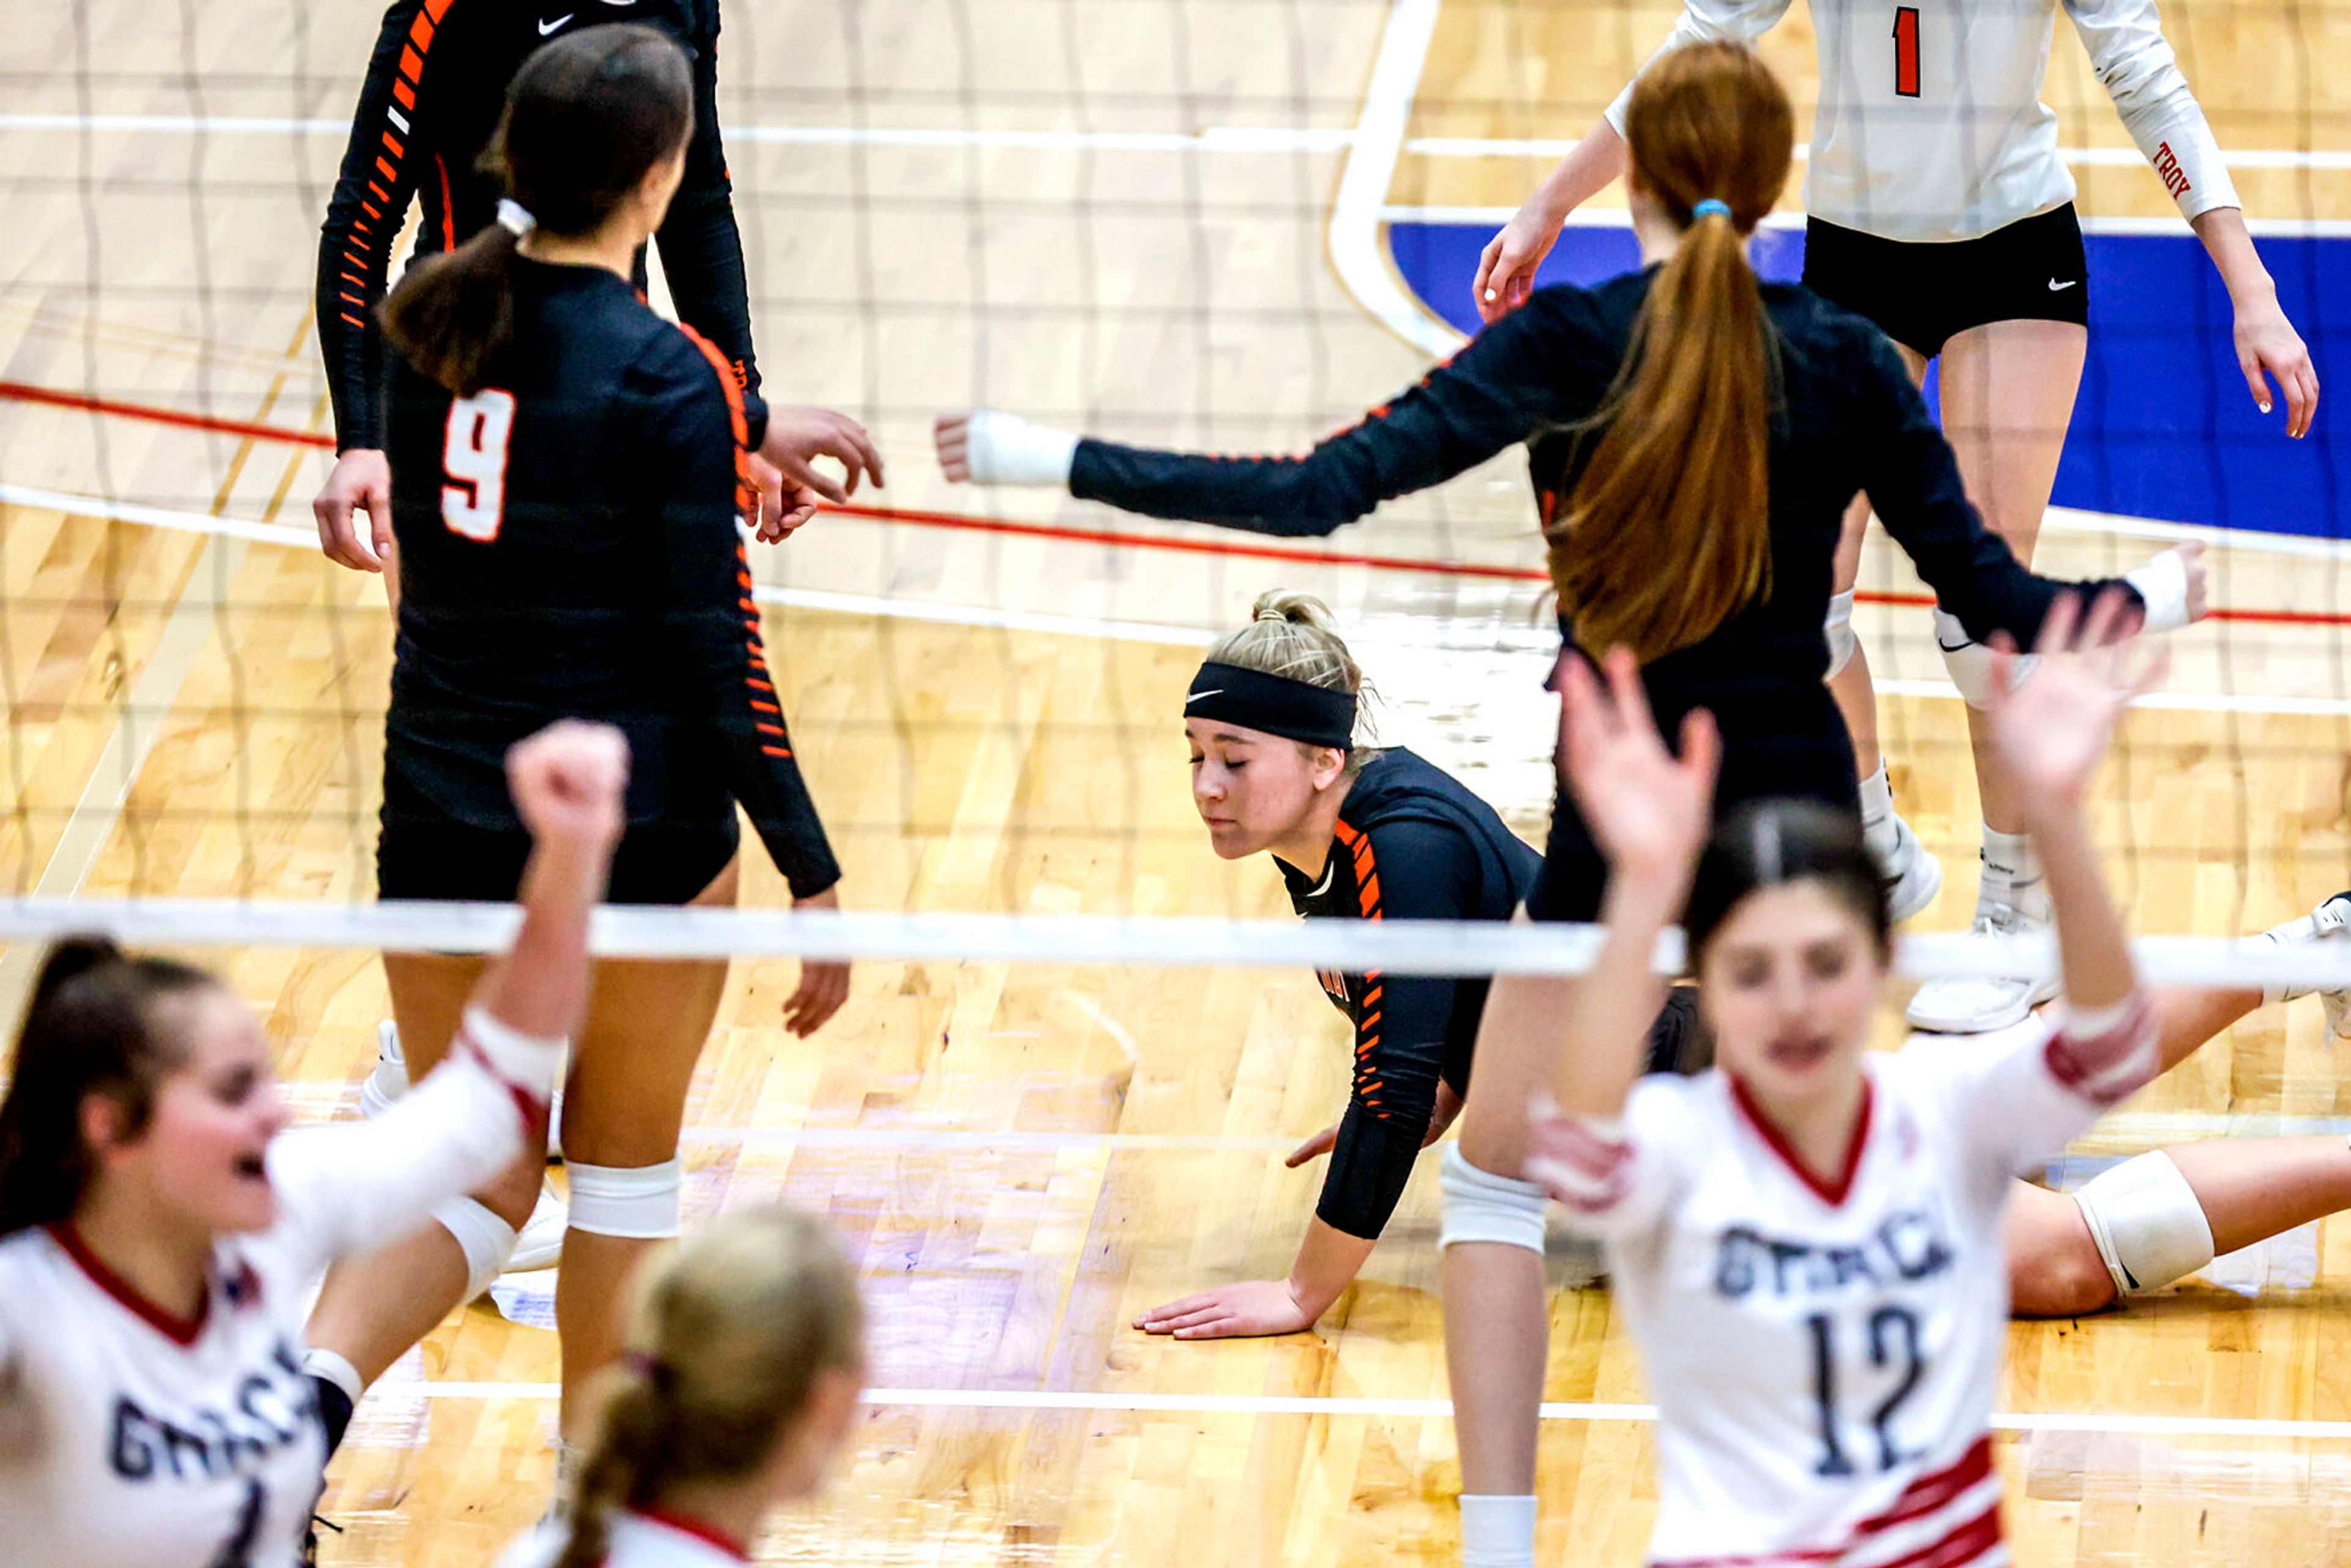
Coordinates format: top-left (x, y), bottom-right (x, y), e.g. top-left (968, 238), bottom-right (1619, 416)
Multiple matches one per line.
top-left (1380, 203), bottom-right (2351, 241)
top-left (5, 113), bottom-right (2346, 174)
top-left (1327, 0), bottom-right (1457, 358)
top-left (380, 1381), bottom-right (2351, 1438)
top-left (8, 482), bottom-right (2347, 712)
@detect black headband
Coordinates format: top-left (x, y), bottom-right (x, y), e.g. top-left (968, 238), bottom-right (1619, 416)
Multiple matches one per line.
top-left (1184, 661), bottom-right (1356, 750)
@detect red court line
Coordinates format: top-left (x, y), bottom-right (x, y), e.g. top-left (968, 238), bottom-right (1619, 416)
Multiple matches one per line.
top-left (1, 379), bottom-right (2341, 629)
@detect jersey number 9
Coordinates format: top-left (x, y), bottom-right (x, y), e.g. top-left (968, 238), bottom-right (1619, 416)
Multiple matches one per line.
top-left (441, 388), bottom-right (517, 541)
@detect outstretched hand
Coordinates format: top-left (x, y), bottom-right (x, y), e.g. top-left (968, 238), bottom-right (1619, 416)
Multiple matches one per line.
top-left (1985, 590), bottom-right (2167, 815)
top-left (1134, 1280), bottom-right (1318, 1340)
top-left (2232, 290), bottom-right (2319, 440)
top-left (1472, 203), bottom-right (1563, 324)
top-left (1554, 647), bottom-right (1720, 880)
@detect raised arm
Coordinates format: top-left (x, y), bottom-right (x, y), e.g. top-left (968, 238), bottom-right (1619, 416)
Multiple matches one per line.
top-left (2063, 0), bottom-right (2319, 437)
top-left (1475, 0), bottom-right (1793, 320)
top-left (936, 290), bottom-right (1617, 537)
top-left (268, 722), bottom-right (624, 1269)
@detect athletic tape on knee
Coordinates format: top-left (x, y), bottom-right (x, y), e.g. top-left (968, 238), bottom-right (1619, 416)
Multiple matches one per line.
top-left (432, 1195), bottom-right (520, 1299)
top-left (1824, 590), bottom-right (1858, 678)
top-left (1439, 1144), bottom-right (1549, 1255)
top-left (2072, 1151), bottom-right (2215, 1297)
top-left (566, 1157), bottom-right (683, 1239)
top-left (1933, 609), bottom-right (2002, 710)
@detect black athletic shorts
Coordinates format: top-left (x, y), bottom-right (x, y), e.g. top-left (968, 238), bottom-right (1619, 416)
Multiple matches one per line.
top-left (377, 770), bottom-right (739, 906)
top-left (1801, 203), bottom-right (2088, 360)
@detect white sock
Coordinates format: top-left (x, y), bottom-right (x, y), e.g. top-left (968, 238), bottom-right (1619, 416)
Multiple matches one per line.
top-left (1980, 825), bottom-right (2045, 923)
top-left (1461, 1494), bottom-right (1537, 1568)
top-left (302, 1346), bottom-right (364, 1404)
top-left (1857, 763), bottom-right (1900, 865)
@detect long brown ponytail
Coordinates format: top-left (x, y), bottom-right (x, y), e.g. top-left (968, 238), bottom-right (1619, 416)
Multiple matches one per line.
top-left (554, 1206), bottom-right (865, 1568)
top-left (383, 24), bottom-right (693, 396)
top-left (1548, 41), bottom-right (1795, 664)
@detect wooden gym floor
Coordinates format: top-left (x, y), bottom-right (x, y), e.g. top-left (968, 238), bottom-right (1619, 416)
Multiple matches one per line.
top-left (4, 0), bottom-right (2351, 1562)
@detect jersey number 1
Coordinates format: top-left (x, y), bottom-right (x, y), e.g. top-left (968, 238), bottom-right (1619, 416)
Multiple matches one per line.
top-left (1892, 7), bottom-right (1921, 97)
top-left (441, 388), bottom-right (516, 541)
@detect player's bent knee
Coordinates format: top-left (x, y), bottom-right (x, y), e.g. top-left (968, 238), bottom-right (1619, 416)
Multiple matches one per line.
top-left (2072, 1151), bottom-right (2215, 1300)
top-left (432, 1196), bottom-right (520, 1300)
top-left (1932, 609), bottom-right (2001, 709)
top-left (1440, 1144), bottom-right (1548, 1255)
top-left (566, 1157), bottom-right (683, 1239)
top-left (2010, 1221), bottom-right (2118, 1318)
top-left (1824, 590), bottom-right (1858, 679)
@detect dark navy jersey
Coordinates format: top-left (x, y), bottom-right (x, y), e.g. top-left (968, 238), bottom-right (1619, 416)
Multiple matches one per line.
top-left (319, 0), bottom-right (763, 453)
top-left (1071, 270), bottom-right (2141, 707)
top-left (1276, 748), bottom-right (1540, 1240)
top-left (381, 257), bottom-right (838, 898)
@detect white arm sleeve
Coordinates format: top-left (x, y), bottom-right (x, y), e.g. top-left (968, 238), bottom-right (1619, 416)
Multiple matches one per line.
top-left (1527, 1076), bottom-right (1703, 1242)
top-left (2063, 0), bottom-right (2241, 220)
top-left (265, 1008), bottom-right (563, 1278)
top-left (1602, 0), bottom-right (1798, 135)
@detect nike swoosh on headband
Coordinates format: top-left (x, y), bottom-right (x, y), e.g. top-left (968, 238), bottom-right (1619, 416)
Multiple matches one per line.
top-left (539, 13), bottom-right (573, 32)
top-left (1184, 689), bottom-right (1225, 705)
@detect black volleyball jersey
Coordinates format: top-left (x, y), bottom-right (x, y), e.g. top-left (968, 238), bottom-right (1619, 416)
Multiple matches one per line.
top-left (319, 0), bottom-right (763, 453)
top-left (381, 258), bottom-right (837, 898)
top-left (1071, 271), bottom-right (2143, 703)
top-left (1277, 748), bottom-right (1540, 1239)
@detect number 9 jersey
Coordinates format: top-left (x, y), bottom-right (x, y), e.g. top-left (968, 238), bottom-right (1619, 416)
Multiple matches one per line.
top-left (1536, 1002), bottom-right (2157, 1567)
top-left (1606, 0), bottom-right (2240, 242)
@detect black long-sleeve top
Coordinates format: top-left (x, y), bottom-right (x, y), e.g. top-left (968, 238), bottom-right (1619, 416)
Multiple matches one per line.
top-left (318, 0), bottom-right (765, 454)
top-left (1072, 271), bottom-right (2143, 705)
top-left (1280, 749), bottom-right (1541, 1240)
top-left (381, 259), bottom-right (837, 897)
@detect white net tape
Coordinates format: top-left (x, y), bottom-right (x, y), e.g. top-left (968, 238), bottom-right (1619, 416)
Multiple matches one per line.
top-left (2, 898), bottom-right (2345, 991)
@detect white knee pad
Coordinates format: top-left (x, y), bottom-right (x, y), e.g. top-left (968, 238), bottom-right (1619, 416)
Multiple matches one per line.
top-left (1932, 609), bottom-right (2002, 709)
top-left (1439, 1144), bottom-right (1550, 1255)
top-left (2071, 1151), bottom-right (2215, 1296)
top-left (566, 1158), bottom-right (683, 1239)
top-left (432, 1196), bottom-right (520, 1300)
top-left (1824, 590), bottom-right (1858, 678)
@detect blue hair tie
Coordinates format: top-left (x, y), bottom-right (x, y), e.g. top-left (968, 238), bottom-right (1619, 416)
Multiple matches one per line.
top-left (1691, 198), bottom-right (1732, 220)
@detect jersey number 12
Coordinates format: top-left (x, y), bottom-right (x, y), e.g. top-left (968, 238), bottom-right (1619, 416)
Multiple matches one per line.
top-left (441, 388), bottom-right (516, 541)
top-left (1807, 1306), bottom-right (1926, 1476)
top-left (1892, 7), bottom-right (1921, 97)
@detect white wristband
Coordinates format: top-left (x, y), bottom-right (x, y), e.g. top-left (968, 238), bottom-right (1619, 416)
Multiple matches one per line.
top-left (459, 1007), bottom-right (566, 1098)
top-left (966, 410), bottom-right (1079, 487)
top-left (2123, 549), bottom-right (2193, 635)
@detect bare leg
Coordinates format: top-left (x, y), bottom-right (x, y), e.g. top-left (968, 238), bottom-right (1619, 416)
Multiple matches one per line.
top-left (1445, 971), bottom-right (1578, 1499)
top-left (553, 859), bottom-right (738, 1436)
top-left (1936, 320), bottom-right (2087, 836)
top-left (306, 953), bottom-right (546, 1383)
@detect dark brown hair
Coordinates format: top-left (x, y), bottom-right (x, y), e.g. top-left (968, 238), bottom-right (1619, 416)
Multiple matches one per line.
top-left (383, 24), bottom-right (694, 395)
top-left (1685, 801), bottom-right (1891, 965)
top-left (554, 1206), bottom-right (865, 1568)
top-left (0, 937), bottom-right (219, 1237)
top-left (1549, 41), bottom-right (1795, 664)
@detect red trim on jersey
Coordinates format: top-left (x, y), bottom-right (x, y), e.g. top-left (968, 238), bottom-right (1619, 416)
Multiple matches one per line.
top-left (631, 1506), bottom-right (752, 1561)
top-left (1870, 1502), bottom-right (2004, 1568)
top-left (1727, 1074), bottom-right (1873, 1208)
top-left (47, 1221), bottom-right (209, 1347)
top-left (454, 1029), bottom-right (549, 1133)
top-left (434, 153), bottom-right (456, 250)
top-left (1858, 1436), bottom-right (1993, 1534)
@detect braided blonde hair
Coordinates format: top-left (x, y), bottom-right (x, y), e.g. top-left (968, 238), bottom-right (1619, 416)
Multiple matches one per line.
top-left (553, 1207), bottom-right (864, 1568)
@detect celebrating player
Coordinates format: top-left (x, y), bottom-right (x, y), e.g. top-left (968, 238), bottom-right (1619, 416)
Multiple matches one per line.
top-left (1473, 0), bottom-right (2317, 1034)
top-left (497, 1205), bottom-right (866, 1568)
top-left (299, 25), bottom-right (850, 1465)
top-left (0, 719), bottom-right (620, 1568)
top-left (313, 0), bottom-right (881, 572)
top-left (1486, 594), bottom-right (2159, 1568)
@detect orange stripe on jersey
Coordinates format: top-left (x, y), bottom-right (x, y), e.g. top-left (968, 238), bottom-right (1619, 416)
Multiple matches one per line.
top-left (423, 0), bottom-right (454, 21)
top-left (399, 45), bottom-right (423, 81)
top-left (374, 156), bottom-right (397, 182)
top-left (344, 249), bottom-right (370, 269)
top-left (406, 9), bottom-right (435, 50)
top-left (675, 321), bottom-right (756, 516)
top-left (340, 312), bottom-right (366, 328)
top-left (367, 181), bottom-right (389, 204)
top-left (433, 155), bottom-right (454, 249)
top-left (392, 77), bottom-right (416, 111)
top-left (381, 130), bottom-right (405, 159)
top-left (762, 745), bottom-right (793, 759)
top-left (748, 677), bottom-right (774, 693)
top-left (752, 700), bottom-right (781, 715)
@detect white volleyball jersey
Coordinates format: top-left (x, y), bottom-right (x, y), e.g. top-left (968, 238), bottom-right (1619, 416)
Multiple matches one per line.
top-left (0, 1013), bottom-right (557, 1568)
top-left (1605, 0), bottom-right (2240, 241)
top-left (1537, 1002), bottom-right (2154, 1567)
top-left (498, 1507), bottom-right (751, 1567)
